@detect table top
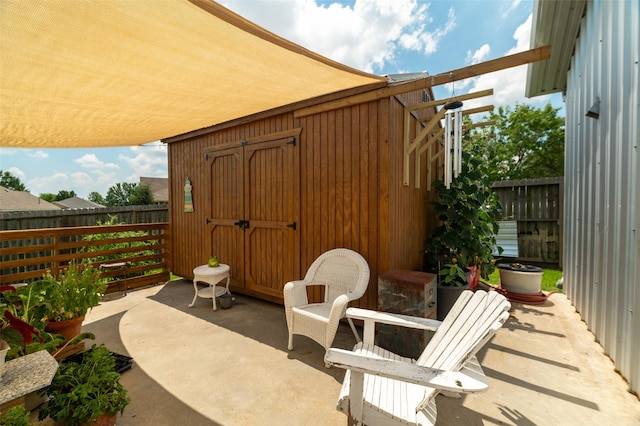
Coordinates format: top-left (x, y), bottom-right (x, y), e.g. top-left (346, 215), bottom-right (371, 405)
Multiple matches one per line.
top-left (193, 263), bottom-right (230, 276)
top-left (0, 350), bottom-right (58, 404)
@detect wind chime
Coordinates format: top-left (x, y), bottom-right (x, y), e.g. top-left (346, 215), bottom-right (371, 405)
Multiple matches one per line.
top-left (443, 100), bottom-right (463, 189)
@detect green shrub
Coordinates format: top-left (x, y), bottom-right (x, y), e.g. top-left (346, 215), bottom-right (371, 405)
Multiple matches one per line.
top-left (424, 150), bottom-right (502, 286)
top-left (83, 215), bottom-right (157, 279)
top-left (0, 405), bottom-right (30, 426)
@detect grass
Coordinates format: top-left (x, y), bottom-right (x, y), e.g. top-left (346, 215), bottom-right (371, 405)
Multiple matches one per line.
top-left (483, 267), bottom-right (563, 293)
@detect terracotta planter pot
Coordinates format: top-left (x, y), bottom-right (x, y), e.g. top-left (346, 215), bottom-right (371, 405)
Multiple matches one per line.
top-left (82, 413), bottom-right (117, 426)
top-left (0, 339), bottom-right (9, 377)
top-left (467, 265), bottom-right (479, 291)
top-left (45, 316), bottom-right (84, 341)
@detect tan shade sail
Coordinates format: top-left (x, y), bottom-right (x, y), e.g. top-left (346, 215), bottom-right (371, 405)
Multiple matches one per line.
top-left (0, 0), bottom-right (385, 148)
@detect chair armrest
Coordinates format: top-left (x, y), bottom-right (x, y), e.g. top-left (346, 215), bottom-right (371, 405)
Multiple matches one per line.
top-left (283, 280), bottom-right (326, 307)
top-left (346, 307), bottom-right (441, 344)
top-left (328, 294), bottom-right (351, 324)
top-left (347, 308), bottom-right (441, 330)
top-left (325, 347), bottom-right (488, 394)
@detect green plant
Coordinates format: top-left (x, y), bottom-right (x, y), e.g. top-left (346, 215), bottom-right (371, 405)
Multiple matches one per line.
top-left (83, 215), bottom-right (157, 279)
top-left (40, 260), bottom-right (107, 322)
top-left (1, 282), bottom-right (49, 329)
top-left (424, 150), bottom-right (503, 286)
top-left (0, 285), bottom-right (64, 360)
top-left (38, 344), bottom-right (130, 426)
top-left (0, 405), bottom-right (30, 426)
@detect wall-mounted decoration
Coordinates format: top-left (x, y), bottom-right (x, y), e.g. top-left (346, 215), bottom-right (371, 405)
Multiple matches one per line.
top-left (184, 178), bottom-right (194, 212)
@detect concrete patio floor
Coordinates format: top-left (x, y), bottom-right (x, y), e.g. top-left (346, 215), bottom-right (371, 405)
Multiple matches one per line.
top-left (36, 279), bottom-right (639, 425)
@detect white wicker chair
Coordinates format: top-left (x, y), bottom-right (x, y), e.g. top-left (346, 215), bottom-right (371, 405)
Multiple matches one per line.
top-left (283, 248), bottom-right (370, 353)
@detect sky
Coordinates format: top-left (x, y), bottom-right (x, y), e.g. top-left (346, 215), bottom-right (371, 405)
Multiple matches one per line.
top-left (0, 0), bottom-right (562, 199)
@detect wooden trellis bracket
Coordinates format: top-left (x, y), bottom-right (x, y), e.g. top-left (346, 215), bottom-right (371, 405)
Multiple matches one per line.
top-left (403, 89), bottom-right (494, 187)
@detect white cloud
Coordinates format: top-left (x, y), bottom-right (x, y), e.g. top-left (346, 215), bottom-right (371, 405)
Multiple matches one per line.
top-left (119, 142), bottom-right (167, 182)
top-left (0, 148), bottom-right (18, 157)
top-left (83, 168), bottom-right (120, 196)
top-left (508, 13), bottom-right (533, 54)
top-left (27, 167), bottom-right (122, 198)
top-left (7, 167), bottom-right (26, 180)
top-left (74, 153), bottom-right (119, 170)
top-left (502, 0), bottom-right (523, 18)
top-left (27, 150), bottom-right (48, 159)
top-left (419, 8), bottom-right (456, 56)
top-left (466, 44), bottom-right (491, 65)
top-left (28, 172), bottom-right (69, 196)
top-left (69, 171), bottom-right (114, 197)
top-left (221, 0), bottom-right (453, 73)
top-left (461, 14), bottom-right (535, 109)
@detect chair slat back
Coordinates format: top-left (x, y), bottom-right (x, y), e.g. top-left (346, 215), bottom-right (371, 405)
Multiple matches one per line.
top-left (304, 248), bottom-right (370, 303)
top-left (417, 290), bottom-right (510, 371)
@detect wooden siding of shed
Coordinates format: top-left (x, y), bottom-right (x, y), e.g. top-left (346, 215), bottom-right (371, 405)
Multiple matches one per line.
top-left (168, 93), bottom-right (437, 309)
top-left (387, 92), bottom-right (440, 274)
top-left (295, 102), bottom-right (384, 309)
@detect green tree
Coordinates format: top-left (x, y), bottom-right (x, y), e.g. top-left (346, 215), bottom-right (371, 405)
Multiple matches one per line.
top-left (130, 184), bottom-right (154, 205)
top-left (104, 182), bottom-right (153, 206)
top-left (0, 170), bottom-right (28, 192)
top-left (55, 190), bottom-right (76, 201)
top-left (39, 193), bottom-right (56, 202)
top-left (105, 182), bottom-right (136, 207)
top-left (87, 191), bottom-right (105, 205)
top-left (469, 103), bottom-right (564, 181)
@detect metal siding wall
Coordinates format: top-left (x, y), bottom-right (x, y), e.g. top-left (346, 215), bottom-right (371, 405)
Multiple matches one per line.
top-left (564, 0), bottom-right (639, 394)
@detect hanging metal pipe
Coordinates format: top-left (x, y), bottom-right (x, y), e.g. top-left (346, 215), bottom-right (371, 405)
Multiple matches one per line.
top-left (454, 109), bottom-right (463, 177)
top-left (444, 111), bottom-right (452, 188)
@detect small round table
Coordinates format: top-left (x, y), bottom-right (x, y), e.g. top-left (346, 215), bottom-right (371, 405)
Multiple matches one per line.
top-left (189, 264), bottom-right (231, 311)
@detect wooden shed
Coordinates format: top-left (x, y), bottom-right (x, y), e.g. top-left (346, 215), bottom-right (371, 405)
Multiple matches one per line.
top-left (164, 77), bottom-right (437, 310)
top-left (164, 47), bottom-right (550, 309)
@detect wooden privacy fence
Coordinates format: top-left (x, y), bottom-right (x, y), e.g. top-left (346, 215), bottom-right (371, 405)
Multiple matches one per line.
top-left (0, 205), bottom-right (168, 231)
top-left (0, 223), bottom-right (171, 293)
top-left (492, 178), bottom-right (563, 267)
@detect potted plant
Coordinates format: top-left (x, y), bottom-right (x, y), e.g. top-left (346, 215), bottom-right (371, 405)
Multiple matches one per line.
top-left (424, 150), bottom-right (503, 319)
top-left (40, 261), bottom-right (107, 341)
top-left (1, 284), bottom-right (64, 363)
top-left (38, 344), bottom-right (130, 426)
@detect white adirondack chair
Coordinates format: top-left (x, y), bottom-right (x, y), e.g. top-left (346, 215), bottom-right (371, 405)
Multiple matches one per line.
top-left (283, 248), bottom-right (370, 353)
top-left (325, 290), bottom-right (511, 426)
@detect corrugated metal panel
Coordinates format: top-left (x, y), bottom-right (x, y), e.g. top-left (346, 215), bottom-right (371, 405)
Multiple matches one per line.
top-left (564, 0), bottom-right (639, 394)
top-left (494, 220), bottom-right (519, 257)
top-left (526, 0), bottom-right (586, 97)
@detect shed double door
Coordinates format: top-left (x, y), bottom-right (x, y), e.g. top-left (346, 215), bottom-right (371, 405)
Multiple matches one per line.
top-left (204, 129), bottom-right (300, 302)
